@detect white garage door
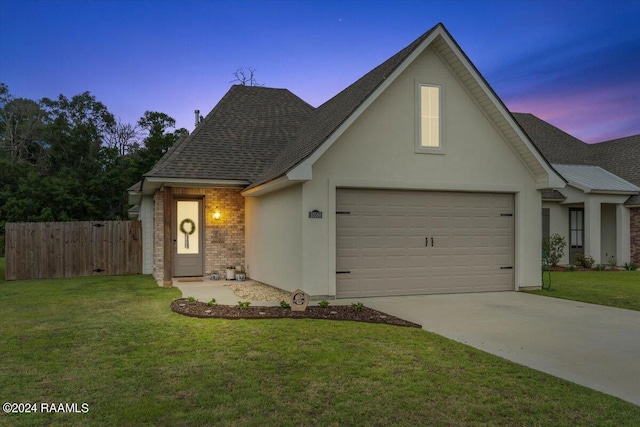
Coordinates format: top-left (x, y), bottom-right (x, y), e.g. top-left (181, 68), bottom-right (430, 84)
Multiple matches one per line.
top-left (336, 189), bottom-right (514, 298)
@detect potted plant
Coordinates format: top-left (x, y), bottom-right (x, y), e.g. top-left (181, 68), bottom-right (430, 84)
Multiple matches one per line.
top-left (235, 269), bottom-right (246, 281)
top-left (225, 266), bottom-right (236, 280)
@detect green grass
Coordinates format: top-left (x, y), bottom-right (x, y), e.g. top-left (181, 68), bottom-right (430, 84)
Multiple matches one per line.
top-left (529, 270), bottom-right (640, 311)
top-left (1, 265), bottom-right (638, 425)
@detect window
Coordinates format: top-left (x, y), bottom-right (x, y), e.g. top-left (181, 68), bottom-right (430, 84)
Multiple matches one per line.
top-left (569, 208), bottom-right (584, 248)
top-left (417, 84), bottom-right (442, 152)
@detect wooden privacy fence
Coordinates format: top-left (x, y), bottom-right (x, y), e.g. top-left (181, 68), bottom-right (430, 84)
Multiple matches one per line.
top-left (4, 221), bottom-right (142, 281)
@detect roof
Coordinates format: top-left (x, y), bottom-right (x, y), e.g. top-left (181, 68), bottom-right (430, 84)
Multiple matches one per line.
top-left (249, 25), bottom-right (440, 188)
top-left (512, 113), bottom-right (591, 164)
top-left (249, 23), bottom-right (559, 190)
top-left (144, 85), bottom-right (314, 183)
top-left (541, 189), bottom-right (566, 200)
top-left (515, 113), bottom-right (640, 203)
top-left (590, 134), bottom-right (640, 187)
top-left (552, 164), bottom-right (640, 193)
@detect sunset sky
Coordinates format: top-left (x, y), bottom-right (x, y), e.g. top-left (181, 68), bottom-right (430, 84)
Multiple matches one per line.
top-left (1, 0), bottom-right (638, 143)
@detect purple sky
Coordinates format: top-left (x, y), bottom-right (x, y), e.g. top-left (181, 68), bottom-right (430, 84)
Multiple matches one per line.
top-left (1, 0), bottom-right (639, 143)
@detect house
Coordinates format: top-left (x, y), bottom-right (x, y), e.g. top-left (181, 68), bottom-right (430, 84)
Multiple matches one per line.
top-left (129, 23), bottom-right (576, 298)
top-left (513, 113), bottom-right (640, 266)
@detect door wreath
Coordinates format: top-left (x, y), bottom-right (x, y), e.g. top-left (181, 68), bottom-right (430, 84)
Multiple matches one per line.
top-left (180, 218), bottom-right (196, 249)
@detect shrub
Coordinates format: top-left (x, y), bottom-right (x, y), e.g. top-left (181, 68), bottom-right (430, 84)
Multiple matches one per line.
top-left (187, 296), bottom-right (197, 302)
top-left (352, 302), bottom-right (364, 312)
top-left (575, 254), bottom-right (595, 269)
top-left (623, 262), bottom-right (638, 271)
top-left (567, 264), bottom-right (576, 271)
top-left (280, 300), bottom-right (291, 309)
top-left (207, 298), bottom-right (217, 307)
top-left (594, 264), bottom-right (606, 271)
top-left (238, 301), bottom-right (251, 309)
top-left (318, 300), bottom-right (330, 308)
top-left (542, 234), bottom-right (566, 266)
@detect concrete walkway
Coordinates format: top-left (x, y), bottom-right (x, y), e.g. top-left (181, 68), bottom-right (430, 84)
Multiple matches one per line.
top-left (174, 281), bottom-right (639, 405)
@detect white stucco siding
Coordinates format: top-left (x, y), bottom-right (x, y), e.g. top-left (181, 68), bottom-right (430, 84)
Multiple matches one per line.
top-left (245, 184), bottom-right (303, 292)
top-left (542, 201), bottom-right (570, 265)
top-left (299, 46), bottom-right (543, 296)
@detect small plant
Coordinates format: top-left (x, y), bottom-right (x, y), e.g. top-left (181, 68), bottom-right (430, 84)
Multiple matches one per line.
top-left (608, 255), bottom-right (616, 268)
top-left (238, 301), bottom-right (251, 309)
top-left (207, 298), bottom-right (217, 307)
top-left (280, 300), bottom-right (291, 309)
top-left (594, 264), bottom-right (606, 271)
top-left (567, 264), bottom-right (576, 271)
top-left (623, 262), bottom-right (638, 271)
top-left (318, 300), bottom-right (330, 308)
top-left (542, 234), bottom-right (567, 266)
top-left (187, 296), bottom-right (197, 302)
top-left (575, 254), bottom-right (595, 269)
top-left (352, 302), bottom-right (364, 312)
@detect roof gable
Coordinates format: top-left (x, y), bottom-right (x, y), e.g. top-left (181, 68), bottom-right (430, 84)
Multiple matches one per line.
top-left (247, 23), bottom-right (562, 192)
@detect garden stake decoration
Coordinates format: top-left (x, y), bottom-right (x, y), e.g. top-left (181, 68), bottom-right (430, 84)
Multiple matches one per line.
top-left (180, 218), bottom-right (196, 249)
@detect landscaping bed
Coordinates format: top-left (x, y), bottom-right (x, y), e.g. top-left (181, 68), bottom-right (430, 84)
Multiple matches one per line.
top-left (171, 298), bottom-right (422, 328)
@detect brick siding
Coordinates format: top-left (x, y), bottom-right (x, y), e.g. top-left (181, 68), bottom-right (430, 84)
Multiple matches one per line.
top-left (631, 207), bottom-right (640, 264)
top-left (152, 187), bottom-right (245, 283)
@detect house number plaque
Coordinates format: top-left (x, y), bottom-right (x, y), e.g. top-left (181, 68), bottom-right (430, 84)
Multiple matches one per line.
top-left (308, 210), bottom-right (322, 219)
top-left (290, 289), bottom-right (310, 311)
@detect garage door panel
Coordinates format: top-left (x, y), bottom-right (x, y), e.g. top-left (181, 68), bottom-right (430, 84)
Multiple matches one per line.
top-left (336, 189), bottom-right (514, 297)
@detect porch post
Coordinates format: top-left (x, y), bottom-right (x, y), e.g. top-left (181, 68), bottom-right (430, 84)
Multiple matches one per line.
top-left (584, 198), bottom-right (601, 264)
top-left (163, 186), bottom-right (173, 286)
top-left (616, 204), bottom-right (631, 265)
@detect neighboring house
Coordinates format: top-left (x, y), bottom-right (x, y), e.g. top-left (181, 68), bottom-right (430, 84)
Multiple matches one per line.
top-left (129, 23), bottom-right (568, 298)
top-left (514, 113), bottom-right (640, 266)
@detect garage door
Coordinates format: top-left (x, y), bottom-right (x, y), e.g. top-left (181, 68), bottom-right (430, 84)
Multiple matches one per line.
top-left (336, 189), bottom-right (514, 298)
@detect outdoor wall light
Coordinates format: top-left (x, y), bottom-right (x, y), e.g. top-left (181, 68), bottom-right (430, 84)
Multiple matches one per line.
top-left (213, 209), bottom-right (221, 220)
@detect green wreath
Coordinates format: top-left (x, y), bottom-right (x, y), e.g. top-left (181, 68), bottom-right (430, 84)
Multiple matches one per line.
top-left (180, 218), bottom-right (196, 235)
top-left (179, 218), bottom-right (196, 249)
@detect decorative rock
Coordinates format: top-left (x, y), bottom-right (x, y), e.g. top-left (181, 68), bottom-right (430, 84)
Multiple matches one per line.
top-left (380, 315), bottom-right (387, 319)
top-left (290, 289), bottom-right (310, 312)
top-left (330, 311), bottom-right (338, 315)
top-left (205, 310), bottom-right (212, 314)
top-left (179, 304), bottom-right (186, 307)
top-left (259, 312), bottom-right (266, 315)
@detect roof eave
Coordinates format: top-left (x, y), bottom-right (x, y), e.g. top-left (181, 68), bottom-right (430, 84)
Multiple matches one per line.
top-left (242, 175), bottom-right (303, 197)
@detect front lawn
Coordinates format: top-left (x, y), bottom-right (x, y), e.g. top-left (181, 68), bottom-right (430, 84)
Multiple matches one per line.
top-left (1, 268), bottom-right (638, 425)
top-left (528, 270), bottom-right (640, 311)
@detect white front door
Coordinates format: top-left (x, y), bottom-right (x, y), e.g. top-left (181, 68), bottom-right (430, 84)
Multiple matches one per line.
top-left (174, 199), bottom-right (204, 277)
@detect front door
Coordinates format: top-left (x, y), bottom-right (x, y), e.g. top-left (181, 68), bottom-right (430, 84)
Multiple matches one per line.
top-left (568, 208), bottom-right (584, 265)
top-left (174, 199), bottom-right (204, 277)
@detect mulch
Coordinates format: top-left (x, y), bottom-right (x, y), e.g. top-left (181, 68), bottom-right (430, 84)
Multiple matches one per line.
top-left (171, 298), bottom-right (421, 328)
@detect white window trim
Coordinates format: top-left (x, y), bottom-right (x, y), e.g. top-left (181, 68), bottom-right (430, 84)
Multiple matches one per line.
top-left (415, 82), bottom-right (445, 154)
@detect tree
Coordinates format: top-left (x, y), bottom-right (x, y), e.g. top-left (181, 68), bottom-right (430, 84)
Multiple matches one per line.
top-left (231, 67), bottom-right (263, 86)
top-left (135, 111), bottom-right (188, 173)
top-left (0, 83), bottom-right (47, 164)
top-left (105, 118), bottom-right (140, 156)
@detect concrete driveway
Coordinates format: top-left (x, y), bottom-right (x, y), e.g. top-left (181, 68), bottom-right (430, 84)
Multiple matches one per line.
top-left (360, 292), bottom-right (640, 405)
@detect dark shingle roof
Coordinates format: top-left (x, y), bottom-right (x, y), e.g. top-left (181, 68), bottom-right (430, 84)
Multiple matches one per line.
top-left (541, 189), bottom-right (566, 200)
top-left (145, 85), bottom-right (314, 182)
top-left (591, 135), bottom-right (640, 205)
top-left (514, 113), bottom-right (639, 203)
top-left (512, 113), bottom-right (591, 164)
top-left (248, 24), bottom-right (441, 188)
top-left (590, 134), bottom-right (640, 186)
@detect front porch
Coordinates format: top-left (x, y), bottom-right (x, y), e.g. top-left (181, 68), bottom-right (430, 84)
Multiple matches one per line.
top-left (151, 186), bottom-right (246, 285)
top-left (544, 186), bottom-right (632, 265)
